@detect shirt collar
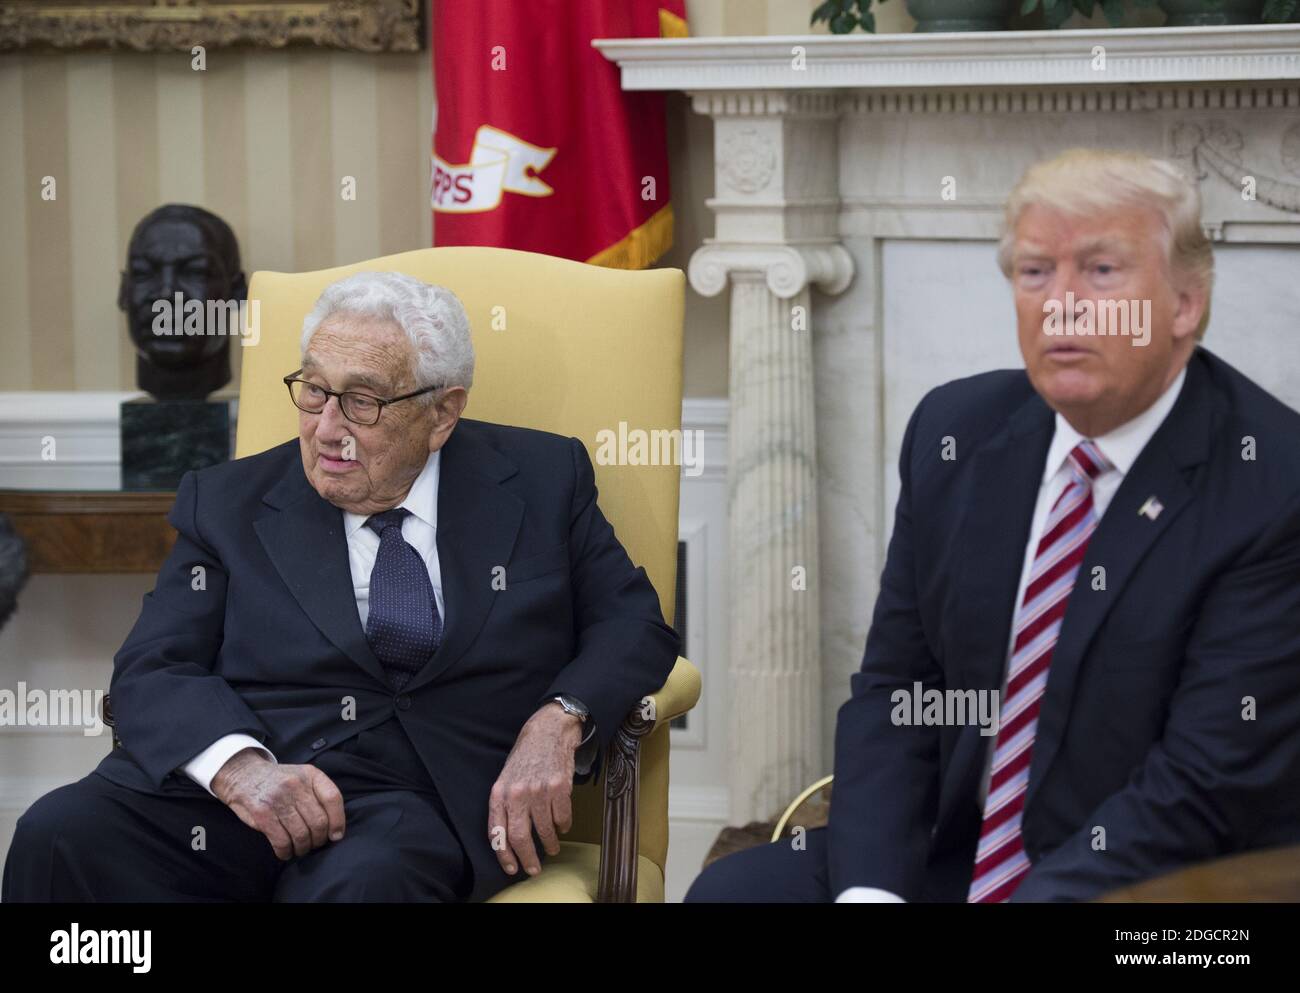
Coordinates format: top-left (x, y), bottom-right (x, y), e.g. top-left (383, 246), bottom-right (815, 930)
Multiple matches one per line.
top-left (342, 448), bottom-right (441, 537)
top-left (1041, 365), bottom-right (1187, 484)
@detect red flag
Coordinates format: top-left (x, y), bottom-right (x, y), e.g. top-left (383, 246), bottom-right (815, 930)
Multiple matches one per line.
top-left (431, 0), bottom-right (686, 269)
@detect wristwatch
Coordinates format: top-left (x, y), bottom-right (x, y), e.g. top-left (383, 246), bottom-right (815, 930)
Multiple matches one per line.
top-left (549, 694), bottom-right (589, 723)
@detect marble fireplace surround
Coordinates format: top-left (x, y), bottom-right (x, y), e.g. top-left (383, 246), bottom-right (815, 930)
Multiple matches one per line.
top-left (597, 25), bottom-right (1300, 823)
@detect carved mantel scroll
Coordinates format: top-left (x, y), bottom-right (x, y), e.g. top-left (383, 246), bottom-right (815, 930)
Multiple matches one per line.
top-left (1174, 121), bottom-right (1300, 216)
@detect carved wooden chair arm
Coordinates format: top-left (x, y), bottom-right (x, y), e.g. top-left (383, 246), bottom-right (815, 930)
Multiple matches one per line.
top-left (595, 656), bottom-right (701, 903)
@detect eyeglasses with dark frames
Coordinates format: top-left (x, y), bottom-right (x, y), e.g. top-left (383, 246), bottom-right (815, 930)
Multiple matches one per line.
top-left (283, 370), bottom-right (444, 426)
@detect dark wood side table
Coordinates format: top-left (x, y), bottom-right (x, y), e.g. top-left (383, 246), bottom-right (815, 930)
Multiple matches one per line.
top-left (1100, 844), bottom-right (1300, 902)
top-left (0, 489), bottom-right (176, 574)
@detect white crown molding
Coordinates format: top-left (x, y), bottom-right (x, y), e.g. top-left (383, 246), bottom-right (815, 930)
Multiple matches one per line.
top-left (689, 89), bottom-right (841, 117)
top-left (595, 25), bottom-right (1300, 94)
top-left (0, 391), bottom-right (141, 489)
top-left (681, 397), bottom-right (727, 483)
top-left (0, 391), bottom-right (141, 425)
top-left (842, 84), bottom-right (1300, 114)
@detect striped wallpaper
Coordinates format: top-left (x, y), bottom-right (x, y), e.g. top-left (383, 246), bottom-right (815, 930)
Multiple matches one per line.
top-left (0, 0), bottom-right (873, 395)
top-left (0, 48), bottom-right (433, 393)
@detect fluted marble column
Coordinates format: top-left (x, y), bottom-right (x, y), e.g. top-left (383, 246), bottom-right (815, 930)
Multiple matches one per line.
top-left (688, 91), bottom-right (853, 822)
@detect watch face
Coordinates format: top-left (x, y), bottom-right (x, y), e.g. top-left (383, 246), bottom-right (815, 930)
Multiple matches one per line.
top-left (558, 695), bottom-right (588, 719)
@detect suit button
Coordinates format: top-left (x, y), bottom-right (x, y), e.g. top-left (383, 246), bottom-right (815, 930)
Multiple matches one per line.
top-left (311, 737), bottom-right (327, 749)
top-left (396, 695), bottom-right (412, 711)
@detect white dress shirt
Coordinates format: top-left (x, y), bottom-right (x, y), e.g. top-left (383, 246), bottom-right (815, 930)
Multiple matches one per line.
top-left (837, 366), bottom-right (1187, 904)
top-left (182, 449), bottom-right (593, 796)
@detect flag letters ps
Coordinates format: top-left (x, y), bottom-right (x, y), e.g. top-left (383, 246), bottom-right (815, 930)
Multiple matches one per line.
top-left (432, 125), bottom-right (557, 214)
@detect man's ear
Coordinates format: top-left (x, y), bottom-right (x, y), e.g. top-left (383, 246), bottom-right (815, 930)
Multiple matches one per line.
top-left (428, 387), bottom-right (469, 450)
top-left (117, 270), bottom-right (129, 311)
top-left (1172, 282), bottom-right (1208, 344)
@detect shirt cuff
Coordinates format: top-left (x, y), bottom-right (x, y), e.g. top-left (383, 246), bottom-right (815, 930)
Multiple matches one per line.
top-left (183, 733), bottom-right (276, 798)
top-left (835, 887), bottom-right (907, 903)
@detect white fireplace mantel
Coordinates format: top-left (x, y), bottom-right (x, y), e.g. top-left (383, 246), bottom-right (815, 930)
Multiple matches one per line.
top-left (595, 24), bottom-right (1300, 92)
top-left (597, 25), bottom-right (1300, 825)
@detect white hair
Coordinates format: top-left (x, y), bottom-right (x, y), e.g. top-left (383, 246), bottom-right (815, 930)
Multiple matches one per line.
top-left (997, 148), bottom-right (1215, 339)
top-left (300, 270), bottom-right (475, 394)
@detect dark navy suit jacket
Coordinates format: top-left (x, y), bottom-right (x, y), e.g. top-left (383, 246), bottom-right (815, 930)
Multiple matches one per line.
top-left (94, 418), bottom-right (680, 902)
top-left (829, 347), bottom-right (1300, 901)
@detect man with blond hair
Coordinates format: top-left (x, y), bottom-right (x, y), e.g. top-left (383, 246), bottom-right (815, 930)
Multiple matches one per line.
top-left (688, 148), bottom-right (1300, 903)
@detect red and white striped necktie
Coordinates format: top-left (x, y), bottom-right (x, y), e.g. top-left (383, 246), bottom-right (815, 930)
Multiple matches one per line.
top-left (967, 439), bottom-right (1112, 903)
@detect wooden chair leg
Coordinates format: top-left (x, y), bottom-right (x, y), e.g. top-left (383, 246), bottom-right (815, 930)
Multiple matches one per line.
top-left (596, 696), bottom-right (655, 903)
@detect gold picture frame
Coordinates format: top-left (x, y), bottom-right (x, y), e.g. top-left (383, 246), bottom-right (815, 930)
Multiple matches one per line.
top-left (0, 0), bottom-right (424, 52)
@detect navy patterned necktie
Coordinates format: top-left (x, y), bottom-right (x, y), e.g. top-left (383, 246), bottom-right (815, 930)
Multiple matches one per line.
top-left (363, 507), bottom-right (443, 692)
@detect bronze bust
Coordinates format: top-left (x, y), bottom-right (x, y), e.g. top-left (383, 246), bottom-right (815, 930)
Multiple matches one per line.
top-left (117, 205), bottom-right (247, 401)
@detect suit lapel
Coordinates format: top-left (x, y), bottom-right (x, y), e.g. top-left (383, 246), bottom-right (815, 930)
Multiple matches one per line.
top-left (937, 394), bottom-right (1054, 826)
top-left (1025, 358), bottom-right (1212, 811)
top-left (403, 421), bottom-right (524, 692)
top-left (952, 396), bottom-right (1055, 696)
top-left (254, 458), bottom-right (390, 688)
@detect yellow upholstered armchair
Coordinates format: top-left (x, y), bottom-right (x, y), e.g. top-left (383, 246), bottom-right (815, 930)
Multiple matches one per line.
top-left (104, 246), bottom-right (701, 902)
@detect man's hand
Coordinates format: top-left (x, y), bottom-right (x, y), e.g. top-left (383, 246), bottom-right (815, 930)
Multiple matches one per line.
top-left (487, 703), bottom-right (584, 877)
top-left (211, 748), bottom-right (346, 861)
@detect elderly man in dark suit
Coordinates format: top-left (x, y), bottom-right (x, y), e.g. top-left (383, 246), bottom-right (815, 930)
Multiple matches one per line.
top-left (4, 270), bottom-right (679, 902)
top-left (688, 148), bottom-right (1300, 903)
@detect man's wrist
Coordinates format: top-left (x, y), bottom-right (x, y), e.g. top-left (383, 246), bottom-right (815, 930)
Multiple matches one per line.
top-left (184, 733), bottom-right (275, 798)
top-left (544, 702), bottom-right (584, 743)
top-left (211, 746), bottom-right (272, 798)
top-left (539, 694), bottom-right (588, 741)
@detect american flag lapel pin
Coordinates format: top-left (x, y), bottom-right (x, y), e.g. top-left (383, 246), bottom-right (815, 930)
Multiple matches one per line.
top-left (1138, 495), bottom-right (1164, 521)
